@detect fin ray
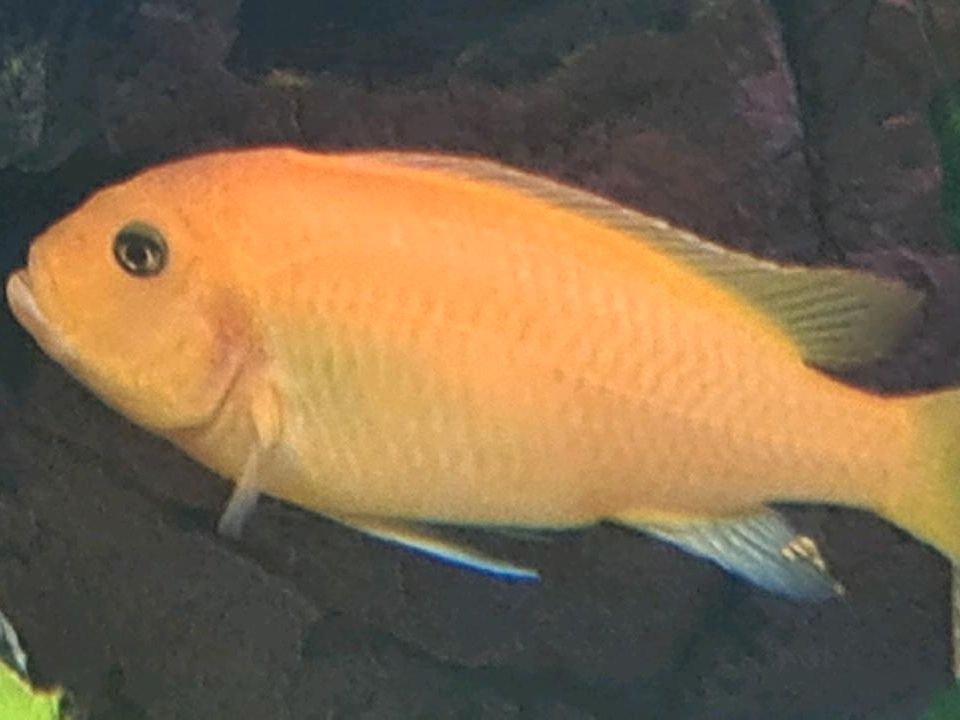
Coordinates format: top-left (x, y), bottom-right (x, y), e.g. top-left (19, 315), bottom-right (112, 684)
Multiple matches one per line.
top-left (615, 507), bottom-right (844, 601)
top-left (370, 153), bottom-right (924, 370)
top-left (217, 451), bottom-right (262, 539)
top-left (337, 516), bottom-right (540, 581)
top-left (216, 379), bottom-right (282, 539)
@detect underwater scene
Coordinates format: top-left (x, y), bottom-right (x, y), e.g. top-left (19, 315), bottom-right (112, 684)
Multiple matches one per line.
top-left (2, 0), bottom-right (960, 718)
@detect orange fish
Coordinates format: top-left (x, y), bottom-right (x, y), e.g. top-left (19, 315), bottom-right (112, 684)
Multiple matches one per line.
top-left (6, 147), bottom-right (954, 599)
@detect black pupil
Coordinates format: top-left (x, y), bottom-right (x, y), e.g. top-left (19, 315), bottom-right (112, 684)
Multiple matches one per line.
top-left (114, 224), bottom-right (166, 276)
top-left (125, 241), bottom-right (150, 267)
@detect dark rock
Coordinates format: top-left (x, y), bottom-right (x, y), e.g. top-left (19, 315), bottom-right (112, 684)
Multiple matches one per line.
top-left (773, 0), bottom-right (960, 255)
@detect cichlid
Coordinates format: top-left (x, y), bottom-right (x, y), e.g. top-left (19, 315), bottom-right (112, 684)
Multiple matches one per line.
top-left (6, 148), bottom-right (958, 599)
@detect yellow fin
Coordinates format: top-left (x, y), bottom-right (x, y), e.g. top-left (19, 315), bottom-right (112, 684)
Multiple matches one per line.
top-left (884, 390), bottom-right (960, 562)
top-left (370, 153), bottom-right (925, 370)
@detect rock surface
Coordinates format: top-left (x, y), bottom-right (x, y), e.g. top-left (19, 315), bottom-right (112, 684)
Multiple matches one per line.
top-left (0, 0), bottom-right (958, 717)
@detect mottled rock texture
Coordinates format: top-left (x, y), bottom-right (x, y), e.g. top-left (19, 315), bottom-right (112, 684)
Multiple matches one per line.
top-left (1, 1), bottom-right (958, 717)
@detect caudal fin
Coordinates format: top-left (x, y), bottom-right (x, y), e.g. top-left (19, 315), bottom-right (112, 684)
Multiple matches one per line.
top-left (882, 389), bottom-right (960, 561)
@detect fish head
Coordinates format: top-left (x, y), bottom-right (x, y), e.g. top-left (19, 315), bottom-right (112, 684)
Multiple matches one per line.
top-left (5, 171), bottom-right (251, 433)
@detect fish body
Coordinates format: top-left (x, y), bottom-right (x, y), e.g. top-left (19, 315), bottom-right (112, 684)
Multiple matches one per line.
top-left (7, 148), bottom-right (958, 597)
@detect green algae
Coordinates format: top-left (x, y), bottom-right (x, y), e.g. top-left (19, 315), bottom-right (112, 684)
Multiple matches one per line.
top-left (931, 87), bottom-right (960, 252)
top-left (923, 681), bottom-right (960, 720)
top-left (0, 662), bottom-right (64, 720)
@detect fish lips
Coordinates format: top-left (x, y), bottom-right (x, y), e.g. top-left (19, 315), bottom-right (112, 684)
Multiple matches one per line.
top-left (5, 269), bottom-right (75, 364)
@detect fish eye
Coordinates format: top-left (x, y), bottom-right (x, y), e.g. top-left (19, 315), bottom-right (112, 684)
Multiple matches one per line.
top-left (113, 222), bottom-right (168, 277)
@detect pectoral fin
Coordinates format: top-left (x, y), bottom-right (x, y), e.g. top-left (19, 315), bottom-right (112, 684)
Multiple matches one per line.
top-left (217, 451), bottom-right (262, 539)
top-left (617, 508), bottom-right (844, 601)
top-left (217, 380), bottom-right (283, 539)
top-left (337, 516), bottom-right (540, 581)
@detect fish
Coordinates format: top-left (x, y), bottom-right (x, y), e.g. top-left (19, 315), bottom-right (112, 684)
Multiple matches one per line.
top-left (5, 147), bottom-right (955, 600)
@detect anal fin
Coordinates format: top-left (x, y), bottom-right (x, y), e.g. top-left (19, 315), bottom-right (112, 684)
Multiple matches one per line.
top-left (617, 508), bottom-right (844, 601)
top-left (337, 516), bottom-right (540, 581)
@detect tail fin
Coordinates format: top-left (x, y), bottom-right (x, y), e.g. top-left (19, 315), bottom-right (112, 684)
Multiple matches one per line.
top-left (881, 388), bottom-right (960, 561)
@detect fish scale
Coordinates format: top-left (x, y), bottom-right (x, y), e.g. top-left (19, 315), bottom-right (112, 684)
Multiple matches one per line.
top-left (265, 155), bottom-right (916, 527)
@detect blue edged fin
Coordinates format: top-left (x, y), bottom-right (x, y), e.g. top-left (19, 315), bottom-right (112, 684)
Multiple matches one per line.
top-left (618, 508), bottom-right (844, 601)
top-left (338, 516), bottom-right (540, 581)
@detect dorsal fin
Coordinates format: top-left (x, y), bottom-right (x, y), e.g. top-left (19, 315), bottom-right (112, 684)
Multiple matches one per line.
top-left (366, 152), bottom-right (925, 370)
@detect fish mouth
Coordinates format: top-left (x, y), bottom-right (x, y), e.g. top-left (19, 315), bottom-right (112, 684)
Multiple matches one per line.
top-left (5, 268), bottom-right (74, 363)
top-left (6, 269), bottom-right (43, 333)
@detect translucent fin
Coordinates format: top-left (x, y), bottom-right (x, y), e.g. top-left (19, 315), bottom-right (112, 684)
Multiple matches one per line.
top-left (616, 508), bottom-right (844, 601)
top-left (337, 516), bottom-right (540, 581)
top-left (216, 380), bottom-right (282, 539)
top-left (217, 451), bottom-right (262, 539)
top-left (370, 153), bottom-right (924, 370)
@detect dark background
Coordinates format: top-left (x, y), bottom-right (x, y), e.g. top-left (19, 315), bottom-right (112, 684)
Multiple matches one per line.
top-left (0, 1), bottom-right (959, 717)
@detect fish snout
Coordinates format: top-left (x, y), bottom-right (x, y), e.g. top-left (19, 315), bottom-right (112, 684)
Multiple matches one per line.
top-left (5, 266), bottom-right (73, 363)
top-left (5, 269), bottom-right (37, 330)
